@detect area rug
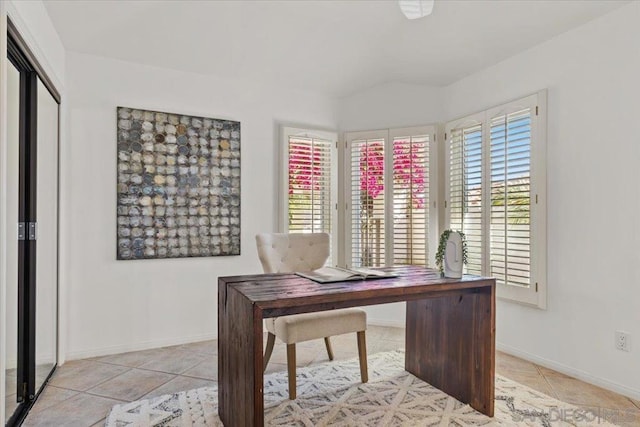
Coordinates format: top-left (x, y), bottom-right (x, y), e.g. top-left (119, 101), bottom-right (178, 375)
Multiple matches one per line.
top-left (105, 350), bottom-right (618, 426)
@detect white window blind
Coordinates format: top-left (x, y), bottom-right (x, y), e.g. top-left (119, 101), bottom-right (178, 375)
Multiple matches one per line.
top-left (392, 133), bottom-right (430, 266)
top-left (448, 123), bottom-right (483, 275)
top-left (280, 127), bottom-right (338, 261)
top-left (348, 135), bottom-right (386, 268)
top-left (287, 136), bottom-right (332, 233)
top-left (489, 108), bottom-right (532, 288)
top-left (346, 126), bottom-right (436, 269)
top-left (445, 91), bottom-right (546, 308)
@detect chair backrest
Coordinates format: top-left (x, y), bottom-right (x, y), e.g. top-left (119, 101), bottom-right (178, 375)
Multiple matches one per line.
top-left (255, 233), bottom-right (330, 273)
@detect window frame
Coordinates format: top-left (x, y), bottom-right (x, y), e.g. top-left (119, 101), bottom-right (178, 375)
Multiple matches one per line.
top-left (279, 126), bottom-right (339, 265)
top-left (343, 125), bottom-right (438, 269)
top-left (444, 90), bottom-right (547, 309)
top-left (444, 113), bottom-right (486, 276)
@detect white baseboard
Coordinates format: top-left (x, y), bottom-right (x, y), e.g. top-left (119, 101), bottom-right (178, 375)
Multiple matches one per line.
top-left (64, 333), bottom-right (217, 363)
top-left (497, 342), bottom-right (640, 401)
top-left (367, 318), bottom-right (405, 328)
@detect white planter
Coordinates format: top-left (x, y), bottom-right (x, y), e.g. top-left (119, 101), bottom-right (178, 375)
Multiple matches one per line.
top-left (444, 232), bottom-right (463, 279)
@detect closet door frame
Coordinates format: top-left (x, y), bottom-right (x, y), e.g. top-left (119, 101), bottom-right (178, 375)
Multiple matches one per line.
top-left (6, 19), bottom-right (61, 427)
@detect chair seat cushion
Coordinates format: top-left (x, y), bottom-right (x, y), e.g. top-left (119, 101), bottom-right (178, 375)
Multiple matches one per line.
top-left (265, 308), bottom-right (367, 344)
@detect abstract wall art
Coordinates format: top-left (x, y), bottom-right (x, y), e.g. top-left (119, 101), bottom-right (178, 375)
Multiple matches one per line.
top-left (116, 107), bottom-right (241, 260)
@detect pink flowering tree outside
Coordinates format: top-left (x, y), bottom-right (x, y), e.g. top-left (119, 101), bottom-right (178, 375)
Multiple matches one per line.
top-left (288, 142), bottom-right (324, 195)
top-left (288, 139), bottom-right (426, 265)
top-left (288, 141), bottom-right (329, 231)
top-left (357, 141), bottom-right (426, 266)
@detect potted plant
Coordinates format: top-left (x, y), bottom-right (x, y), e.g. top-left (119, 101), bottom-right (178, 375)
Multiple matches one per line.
top-left (435, 229), bottom-right (468, 278)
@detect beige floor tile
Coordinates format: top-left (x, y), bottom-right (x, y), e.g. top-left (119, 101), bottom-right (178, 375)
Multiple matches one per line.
top-left (380, 327), bottom-right (405, 342)
top-left (496, 351), bottom-right (540, 376)
top-left (312, 349), bottom-right (359, 365)
top-left (370, 339), bottom-right (404, 354)
top-left (87, 368), bottom-right (175, 401)
top-left (631, 398), bottom-right (640, 409)
top-left (536, 365), bottom-right (573, 379)
top-left (26, 328), bottom-right (640, 427)
top-left (498, 370), bottom-right (558, 398)
top-left (542, 370), bottom-right (638, 411)
top-left (296, 339), bottom-right (324, 351)
top-left (324, 334), bottom-right (360, 354)
top-left (366, 325), bottom-right (394, 340)
top-left (29, 386), bottom-right (79, 413)
top-left (23, 393), bottom-right (121, 427)
top-left (178, 339), bottom-right (217, 355)
top-left (182, 356), bottom-right (218, 381)
top-left (90, 419), bottom-right (105, 427)
top-left (614, 409), bottom-right (640, 427)
top-left (137, 349), bottom-right (208, 375)
top-left (35, 364), bottom-right (54, 386)
top-left (5, 368), bottom-right (16, 391)
top-left (268, 344), bottom-right (321, 367)
top-left (5, 393), bottom-right (19, 421)
top-left (264, 362), bottom-right (288, 375)
top-left (576, 405), bottom-right (640, 427)
top-left (142, 375), bottom-right (216, 400)
top-left (91, 347), bottom-right (166, 368)
top-left (49, 360), bottom-right (129, 392)
top-left (5, 371), bottom-right (19, 421)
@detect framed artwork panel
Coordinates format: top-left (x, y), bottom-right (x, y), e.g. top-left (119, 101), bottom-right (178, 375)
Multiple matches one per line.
top-left (116, 107), bottom-right (241, 260)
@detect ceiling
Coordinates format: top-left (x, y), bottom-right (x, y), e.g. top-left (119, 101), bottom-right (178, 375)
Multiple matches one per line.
top-left (44, 0), bottom-right (627, 97)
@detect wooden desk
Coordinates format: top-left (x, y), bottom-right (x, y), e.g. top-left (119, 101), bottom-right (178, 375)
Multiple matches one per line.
top-left (218, 266), bottom-right (495, 426)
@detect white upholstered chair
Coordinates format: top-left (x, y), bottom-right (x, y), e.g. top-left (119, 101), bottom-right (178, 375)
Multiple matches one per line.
top-left (255, 232), bottom-right (368, 399)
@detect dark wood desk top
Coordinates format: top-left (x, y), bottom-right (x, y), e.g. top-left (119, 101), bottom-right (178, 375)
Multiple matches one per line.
top-left (219, 266), bottom-right (494, 317)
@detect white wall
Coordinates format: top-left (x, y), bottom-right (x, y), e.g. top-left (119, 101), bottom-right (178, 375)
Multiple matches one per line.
top-left (443, 2), bottom-right (640, 399)
top-left (339, 81), bottom-right (443, 132)
top-left (63, 52), bottom-right (338, 359)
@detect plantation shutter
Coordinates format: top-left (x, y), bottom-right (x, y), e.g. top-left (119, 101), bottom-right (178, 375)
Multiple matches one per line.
top-left (280, 126), bottom-right (338, 264)
top-left (286, 136), bottom-right (333, 234)
top-left (347, 134), bottom-right (387, 268)
top-left (445, 91), bottom-right (546, 308)
top-left (489, 108), bottom-right (532, 288)
top-left (447, 123), bottom-right (483, 275)
top-left (346, 126), bottom-right (436, 269)
top-left (391, 133), bottom-right (430, 266)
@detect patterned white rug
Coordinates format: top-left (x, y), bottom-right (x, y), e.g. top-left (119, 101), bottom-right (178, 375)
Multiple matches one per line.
top-left (105, 350), bottom-right (618, 426)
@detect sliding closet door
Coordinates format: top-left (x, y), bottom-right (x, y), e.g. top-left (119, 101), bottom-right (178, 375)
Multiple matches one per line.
top-left (4, 54), bottom-right (21, 426)
top-left (6, 24), bottom-right (61, 426)
top-left (34, 78), bottom-right (58, 391)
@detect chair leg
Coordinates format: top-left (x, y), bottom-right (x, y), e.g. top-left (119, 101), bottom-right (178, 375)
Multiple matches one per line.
top-left (324, 337), bottom-right (334, 361)
top-left (287, 344), bottom-right (297, 400)
top-left (264, 332), bottom-right (276, 371)
top-left (357, 331), bottom-right (368, 383)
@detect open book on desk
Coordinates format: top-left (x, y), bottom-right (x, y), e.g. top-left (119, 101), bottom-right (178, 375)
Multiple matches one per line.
top-left (296, 266), bottom-right (397, 284)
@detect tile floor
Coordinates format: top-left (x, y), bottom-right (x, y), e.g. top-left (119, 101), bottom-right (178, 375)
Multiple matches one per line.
top-left (15, 326), bottom-right (639, 426)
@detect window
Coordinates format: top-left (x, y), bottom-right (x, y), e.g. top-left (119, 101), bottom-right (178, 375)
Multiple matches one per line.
top-left (445, 91), bottom-right (547, 308)
top-left (280, 127), bottom-right (338, 262)
top-left (391, 129), bottom-right (431, 266)
top-left (345, 126), bottom-right (437, 268)
top-left (346, 132), bottom-right (387, 268)
top-left (447, 120), bottom-right (484, 275)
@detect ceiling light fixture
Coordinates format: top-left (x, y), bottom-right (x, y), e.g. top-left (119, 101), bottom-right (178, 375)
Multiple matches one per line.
top-left (399, 0), bottom-right (435, 20)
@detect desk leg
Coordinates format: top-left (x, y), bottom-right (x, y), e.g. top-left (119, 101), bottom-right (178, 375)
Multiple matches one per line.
top-left (218, 284), bottom-right (264, 426)
top-left (405, 288), bottom-right (495, 416)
